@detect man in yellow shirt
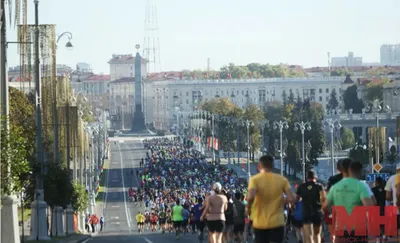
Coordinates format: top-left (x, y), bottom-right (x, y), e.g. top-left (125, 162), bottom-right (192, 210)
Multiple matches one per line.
top-left (136, 212), bottom-right (145, 233)
top-left (247, 155), bottom-right (295, 243)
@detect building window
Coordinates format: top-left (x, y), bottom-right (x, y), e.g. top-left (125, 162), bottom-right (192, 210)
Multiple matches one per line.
top-left (326, 88), bottom-right (329, 93)
top-left (319, 96), bottom-right (322, 102)
top-left (259, 90), bottom-right (266, 102)
top-left (319, 88), bottom-right (322, 93)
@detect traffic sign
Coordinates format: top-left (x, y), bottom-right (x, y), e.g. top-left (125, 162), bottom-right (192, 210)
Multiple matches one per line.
top-left (373, 163), bottom-right (383, 172)
top-left (366, 173), bottom-right (390, 182)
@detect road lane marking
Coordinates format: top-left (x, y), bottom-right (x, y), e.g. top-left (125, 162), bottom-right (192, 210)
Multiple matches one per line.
top-left (111, 216), bottom-right (119, 219)
top-left (117, 143), bottom-right (131, 230)
top-left (111, 205), bottom-right (120, 208)
top-left (110, 222), bottom-right (120, 224)
top-left (81, 238), bottom-right (92, 243)
top-left (127, 207), bottom-right (132, 224)
top-left (144, 238), bottom-right (153, 243)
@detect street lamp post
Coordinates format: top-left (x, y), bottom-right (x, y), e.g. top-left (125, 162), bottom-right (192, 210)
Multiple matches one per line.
top-left (294, 121), bottom-right (312, 181)
top-left (261, 119), bottom-right (268, 153)
top-left (364, 99), bottom-right (391, 167)
top-left (210, 113), bottom-right (216, 164)
top-left (273, 120), bottom-right (289, 176)
top-left (324, 119), bottom-right (342, 176)
top-left (245, 119), bottom-right (253, 181)
top-left (27, 0), bottom-right (51, 240)
top-left (225, 116), bottom-right (232, 165)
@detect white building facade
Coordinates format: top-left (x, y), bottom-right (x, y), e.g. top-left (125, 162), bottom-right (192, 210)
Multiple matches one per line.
top-left (108, 54), bottom-right (148, 81)
top-left (149, 77), bottom-right (347, 131)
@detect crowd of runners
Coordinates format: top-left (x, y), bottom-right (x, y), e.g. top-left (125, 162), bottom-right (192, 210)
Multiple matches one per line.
top-left (126, 137), bottom-right (398, 243)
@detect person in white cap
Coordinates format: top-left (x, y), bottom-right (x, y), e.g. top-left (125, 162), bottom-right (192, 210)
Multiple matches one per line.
top-left (385, 163), bottom-right (400, 236)
top-left (200, 182), bottom-right (227, 243)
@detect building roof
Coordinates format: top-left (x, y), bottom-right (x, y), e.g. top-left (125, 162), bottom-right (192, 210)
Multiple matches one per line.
top-left (108, 54), bottom-right (134, 64)
top-left (84, 74), bottom-right (110, 81)
top-left (109, 77), bottom-right (135, 84)
top-left (146, 72), bottom-right (183, 81)
top-left (304, 65), bottom-right (400, 73)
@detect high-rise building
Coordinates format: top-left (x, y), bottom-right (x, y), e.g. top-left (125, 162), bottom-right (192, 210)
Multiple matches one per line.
top-left (331, 52), bottom-right (362, 67)
top-left (380, 44), bottom-right (400, 65)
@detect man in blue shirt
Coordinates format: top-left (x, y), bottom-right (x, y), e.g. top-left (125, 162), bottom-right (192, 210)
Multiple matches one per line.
top-left (191, 197), bottom-right (205, 242)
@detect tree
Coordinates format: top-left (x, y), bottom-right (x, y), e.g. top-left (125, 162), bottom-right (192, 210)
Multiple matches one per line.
top-left (330, 68), bottom-right (351, 77)
top-left (243, 104), bottom-right (264, 160)
top-left (349, 145), bottom-right (369, 165)
top-left (327, 89), bottom-right (339, 112)
top-left (386, 145), bottom-right (398, 164)
top-left (341, 128), bottom-right (355, 150)
top-left (343, 85), bottom-right (364, 113)
top-left (0, 123), bottom-right (31, 196)
top-left (71, 182), bottom-right (89, 212)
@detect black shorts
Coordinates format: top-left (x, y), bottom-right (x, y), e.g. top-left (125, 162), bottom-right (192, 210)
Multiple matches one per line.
top-left (137, 222), bottom-right (144, 226)
top-left (151, 221), bottom-right (157, 225)
top-left (254, 226), bottom-right (285, 243)
top-left (173, 221), bottom-right (182, 228)
top-left (159, 218), bottom-right (166, 224)
top-left (207, 220), bottom-right (225, 233)
top-left (182, 220), bottom-right (188, 227)
top-left (292, 219), bottom-right (303, 228)
top-left (233, 224), bottom-right (245, 234)
top-left (196, 221), bottom-right (206, 231)
top-left (302, 213), bottom-right (322, 226)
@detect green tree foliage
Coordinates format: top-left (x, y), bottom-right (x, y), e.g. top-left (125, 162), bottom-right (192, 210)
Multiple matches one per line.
top-left (341, 128), bottom-right (355, 150)
top-left (343, 85), bottom-right (364, 113)
top-left (349, 146), bottom-right (369, 165)
top-left (0, 123), bottom-right (31, 196)
top-left (71, 182), bottom-right (89, 212)
top-left (198, 98), bottom-right (243, 152)
top-left (330, 68), bottom-right (351, 77)
top-left (327, 89), bottom-right (339, 112)
top-left (0, 88), bottom-right (34, 196)
top-left (43, 162), bottom-right (73, 209)
top-left (183, 63), bottom-right (307, 79)
top-left (386, 145), bottom-right (398, 164)
top-left (243, 104), bottom-right (264, 158)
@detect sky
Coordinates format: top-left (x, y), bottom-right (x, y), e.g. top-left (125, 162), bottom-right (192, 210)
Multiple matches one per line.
top-left (5, 0), bottom-right (400, 74)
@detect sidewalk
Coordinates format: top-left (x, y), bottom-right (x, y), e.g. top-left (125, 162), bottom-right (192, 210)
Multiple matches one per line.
top-left (23, 233), bottom-right (91, 243)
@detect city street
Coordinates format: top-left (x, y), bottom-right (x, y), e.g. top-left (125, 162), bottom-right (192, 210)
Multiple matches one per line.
top-left (88, 138), bottom-right (296, 243)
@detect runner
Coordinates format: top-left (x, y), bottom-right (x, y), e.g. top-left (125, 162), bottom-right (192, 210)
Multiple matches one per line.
top-left (224, 192), bottom-right (235, 243)
top-left (145, 211), bottom-right (151, 231)
top-left (324, 160), bottom-right (374, 243)
top-left (200, 182), bottom-right (228, 243)
top-left (246, 155), bottom-right (295, 243)
top-left (291, 200), bottom-right (304, 243)
top-left (385, 163), bottom-right (400, 237)
top-left (172, 199), bottom-right (184, 239)
top-left (192, 197), bottom-right (205, 242)
top-left (135, 212), bottom-right (145, 233)
top-left (296, 170), bottom-right (325, 243)
top-left (232, 192), bottom-right (246, 243)
top-left (159, 209), bottom-right (167, 233)
top-left (324, 159), bottom-right (344, 243)
top-left (150, 212), bottom-right (159, 232)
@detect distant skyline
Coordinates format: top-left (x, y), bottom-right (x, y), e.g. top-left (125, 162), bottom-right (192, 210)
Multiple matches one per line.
top-left (5, 0), bottom-right (400, 74)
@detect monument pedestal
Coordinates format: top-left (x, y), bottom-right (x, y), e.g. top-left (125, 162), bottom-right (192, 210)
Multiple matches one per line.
top-left (28, 190), bottom-right (50, 241)
top-left (65, 205), bottom-right (75, 234)
top-left (1, 194), bottom-right (20, 243)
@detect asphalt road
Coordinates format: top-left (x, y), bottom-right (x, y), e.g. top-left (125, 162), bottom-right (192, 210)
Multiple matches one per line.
top-left (87, 138), bottom-right (297, 243)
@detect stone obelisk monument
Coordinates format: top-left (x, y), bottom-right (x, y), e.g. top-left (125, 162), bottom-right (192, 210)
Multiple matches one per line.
top-left (131, 44), bottom-right (150, 133)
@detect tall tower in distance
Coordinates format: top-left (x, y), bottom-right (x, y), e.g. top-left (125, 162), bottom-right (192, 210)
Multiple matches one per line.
top-left (143, 0), bottom-right (161, 74)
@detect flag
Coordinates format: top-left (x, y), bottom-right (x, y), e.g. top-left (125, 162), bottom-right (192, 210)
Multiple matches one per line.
top-left (227, 73), bottom-right (232, 79)
top-left (237, 73), bottom-right (241, 79)
top-left (202, 72), bottom-right (208, 79)
top-left (192, 73), bottom-right (196, 79)
top-left (215, 73), bottom-right (220, 79)
top-left (179, 72), bottom-right (183, 79)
